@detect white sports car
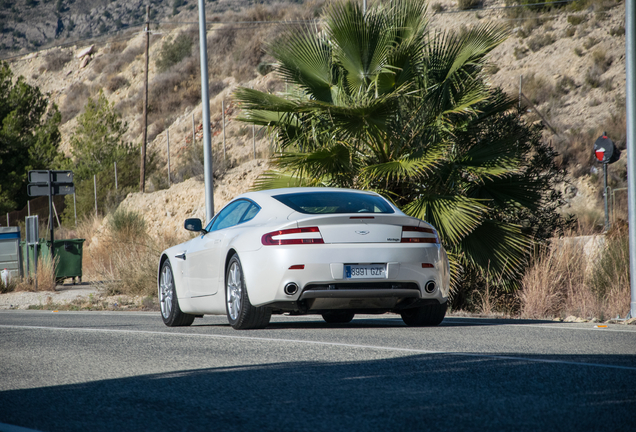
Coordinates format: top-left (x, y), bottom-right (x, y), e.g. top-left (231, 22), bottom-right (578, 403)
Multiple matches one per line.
top-left (158, 188), bottom-right (450, 329)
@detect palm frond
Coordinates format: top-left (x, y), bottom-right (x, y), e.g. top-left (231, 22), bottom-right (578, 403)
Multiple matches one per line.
top-left (458, 219), bottom-right (532, 280)
top-left (402, 195), bottom-right (488, 246)
top-left (252, 170), bottom-right (325, 191)
top-left (268, 26), bottom-right (334, 103)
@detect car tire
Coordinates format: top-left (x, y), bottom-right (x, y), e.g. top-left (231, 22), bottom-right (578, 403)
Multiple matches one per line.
top-left (321, 311), bottom-right (355, 324)
top-left (159, 260), bottom-right (195, 327)
top-left (225, 254), bottom-right (271, 330)
top-left (400, 301), bottom-right (447, 327)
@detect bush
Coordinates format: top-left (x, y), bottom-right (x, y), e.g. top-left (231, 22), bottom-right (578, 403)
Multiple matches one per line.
top-left (431, 3), bottom-right (444, 13)
top-left (555, 75), bottom-right (576, 95)
top-left (610, 26), bottom-right (625, 37)
top-left (109, 209), bottom-right (147, 241)
top-left (61, 81), bottom-right (93, 122)
top-left (521, 73), bottom-right (553, 106)
top-left (257, 62), bottom-right (275, 76)
top-left (457, 0), bottom-right (479, 10)
top-left (591, 49), bottom-right (612, 73)
top-left (567, 14), bottom-right (586, 25)
top-left (155, 33), bottom-right (193, 72)
top-left (45, 48), bottom-right (72, 72)
top-left (526, 33), bottom-right (555, 52)
top-left (583, 36), bottom-right (599, 49)
top-left (105, 74), bottom-right (129, 92)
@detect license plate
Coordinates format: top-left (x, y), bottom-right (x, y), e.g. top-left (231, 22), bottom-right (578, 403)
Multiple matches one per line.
top-left (344, 264), bottom-right (386, 279)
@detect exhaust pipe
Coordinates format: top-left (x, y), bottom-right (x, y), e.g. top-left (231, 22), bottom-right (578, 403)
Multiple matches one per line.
top-left (284, 282), bottom-right (299, 296)
top-left (424, 280), bottom-right (436, 294)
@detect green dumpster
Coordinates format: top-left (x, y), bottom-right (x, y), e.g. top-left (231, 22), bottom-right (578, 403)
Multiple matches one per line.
top-left (40, 239), bottom-right (85, 283)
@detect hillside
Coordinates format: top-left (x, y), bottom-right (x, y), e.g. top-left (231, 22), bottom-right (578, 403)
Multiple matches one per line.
top-left (2, 0), bottom-right (628, 231)
top-left (0, 0), bottom-right (278, 57)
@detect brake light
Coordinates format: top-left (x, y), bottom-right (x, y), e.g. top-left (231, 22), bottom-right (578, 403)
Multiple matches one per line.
top-left (401, 226), bottom-right (439, 244)
top-left (262, 227), bottom-right (324, 245)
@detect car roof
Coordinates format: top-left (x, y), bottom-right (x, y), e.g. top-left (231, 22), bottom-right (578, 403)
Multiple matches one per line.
top-left (240, 187), bottom-right (383, 199)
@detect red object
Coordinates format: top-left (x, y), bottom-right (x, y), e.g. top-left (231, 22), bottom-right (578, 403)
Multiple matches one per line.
top-left (262, 227), bottom-right (324, 245)
top-left (421, 263), bottom-right (434, 268)
top-left (401, 226), bottom-right (439, 243)
top-left (595, 148), bottom-right (605, 162)
top-left (288, 265), bottom-right (305, 270)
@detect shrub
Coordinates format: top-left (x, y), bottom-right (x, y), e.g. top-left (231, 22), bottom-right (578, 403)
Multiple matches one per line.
top-left (45, 48), bottom-right (72, 72)
top-left (565, 27), bottom-right (576, 37)
top-left (109, 209), bottom-right (147, 242)
top-left (583, 36), bottom-right (599, 49)
top-left (105, 74), bottom-right (129, 92)
top-left (573, 47), bottom-right (584, 57)
top-left (483, 63), bottom-right (500, 75)
top-left (591, 49), bottom-right (612, 73)
top-left (527, 33), bottom-right (555, 52)
top-left (584, 67), bottom-right (603, 88)
top-left (513, 46), bottom-right (527, 60)
top-left (521, 73), bottom-right (553, 106)
top-left (457, 0), bottom-right (479, 10)
top-left (431, 3), bottom-right (444, 13)
top-left (257, 62), bottom-right (275, 76)
top-left (567, 14), bottom-right (585, 25)
top-left (155, 33), bottom-right (194, 72)
top-left (61, 82), bottom-right (93, 123)
top-left (610, 26), bottom-right (625, 37)
top-left (556, 75), bottom-right (576, 95)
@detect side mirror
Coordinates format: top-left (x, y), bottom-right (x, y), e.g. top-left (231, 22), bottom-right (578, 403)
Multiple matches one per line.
top-left (184, 218), bottom-right (205, 233)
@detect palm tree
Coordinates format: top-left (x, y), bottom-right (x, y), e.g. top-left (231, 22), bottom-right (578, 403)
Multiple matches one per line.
top-left (234, 0), bottom-right (563, 291)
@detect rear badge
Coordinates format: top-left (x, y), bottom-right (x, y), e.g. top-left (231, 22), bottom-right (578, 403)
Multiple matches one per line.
top-left (387, 238), bottom-right (400, 242)
top-left (355, 230), bottom-right (370, 235)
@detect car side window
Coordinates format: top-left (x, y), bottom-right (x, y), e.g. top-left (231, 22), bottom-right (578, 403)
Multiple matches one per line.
top-left (206, 200), bottom-right (260, 232)
top-left (240, 203), bottom-right (260, 224)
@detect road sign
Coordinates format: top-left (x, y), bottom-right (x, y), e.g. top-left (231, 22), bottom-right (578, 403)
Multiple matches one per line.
top-left (28, 170), bottom-right (73, 184)
top-left (593, 134), bottom-right (621, 164)
top-left (27, 183), bottom-right (75, 197)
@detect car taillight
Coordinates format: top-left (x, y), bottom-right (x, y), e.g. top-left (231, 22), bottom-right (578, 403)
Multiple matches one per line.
top-left (262, 227), bottom-right (324, 245)
top-left (401, 226), bottom-right (439, 244)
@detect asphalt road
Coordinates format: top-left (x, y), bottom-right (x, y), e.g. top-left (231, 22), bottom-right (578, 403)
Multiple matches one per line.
top-left (0, 311), bottom-right (634, 432)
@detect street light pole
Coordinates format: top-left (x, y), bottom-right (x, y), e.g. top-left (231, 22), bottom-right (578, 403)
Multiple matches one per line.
top-left (198, 0), bottom-right (214, 223)
top-left (140, 5), bottom-right (150, 193)
top-left (626, 0), bottom-right (636, 318)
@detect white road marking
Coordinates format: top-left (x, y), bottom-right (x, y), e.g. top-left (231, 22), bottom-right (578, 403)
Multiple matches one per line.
top-left (1, 324), bottom-right (635, 371)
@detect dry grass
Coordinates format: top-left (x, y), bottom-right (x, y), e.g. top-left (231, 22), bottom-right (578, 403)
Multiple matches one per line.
top-left (13, 255), bottom-right (58, 292)
top-left (81, 211), bottom-right (188, 297)
top-left (519, 227), bottom-right (630, 320)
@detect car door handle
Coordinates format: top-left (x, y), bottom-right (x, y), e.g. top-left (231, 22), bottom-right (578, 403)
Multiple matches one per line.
top-left (175, 253), bottom-right (186, 260)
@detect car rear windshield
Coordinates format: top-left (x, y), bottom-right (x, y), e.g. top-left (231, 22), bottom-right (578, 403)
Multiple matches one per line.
top-left (273, 191), bottom-right (395, 214)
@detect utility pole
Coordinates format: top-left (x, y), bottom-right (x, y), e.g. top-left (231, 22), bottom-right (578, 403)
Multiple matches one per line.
top-left (198, 0), bottom-right (214, 222)
top-left (625, 0), bottom-right (636, 318)
top-left (140, 4), bottom-right (150, 193)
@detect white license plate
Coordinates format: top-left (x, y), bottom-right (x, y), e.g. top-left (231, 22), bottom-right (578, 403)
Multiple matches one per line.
top-left (344, 264), bottom-right (386, 279)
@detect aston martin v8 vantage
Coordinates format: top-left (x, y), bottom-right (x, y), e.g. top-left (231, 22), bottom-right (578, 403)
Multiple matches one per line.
top-left (158, 188), bottom-right (450, 329)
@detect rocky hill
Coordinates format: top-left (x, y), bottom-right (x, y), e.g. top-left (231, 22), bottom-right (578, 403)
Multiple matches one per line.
top-left (0, 0), bottom-right (273, 57)
top-left (2, 0), bottom-right (628, 232)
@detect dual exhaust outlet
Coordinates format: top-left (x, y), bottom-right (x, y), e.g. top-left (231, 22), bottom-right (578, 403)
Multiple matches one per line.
top-left (283, 280), bottom-right (437, 296)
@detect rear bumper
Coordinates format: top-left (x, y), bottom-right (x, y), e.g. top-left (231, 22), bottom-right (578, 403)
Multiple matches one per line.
top-left (238, 242), bottom-right (450, 308)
